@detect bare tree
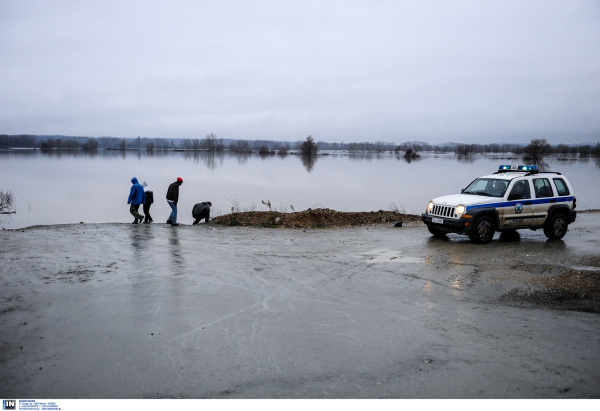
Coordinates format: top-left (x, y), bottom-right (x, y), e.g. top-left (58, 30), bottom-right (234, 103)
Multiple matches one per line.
top-left (201, 133), bottom-right (217, 151)
top-left (523, 138), bottom-right (551, 164)
top-left (192, 139), bottom-right (201, 151)
top-left (0, 189), bottom-right (15, 221)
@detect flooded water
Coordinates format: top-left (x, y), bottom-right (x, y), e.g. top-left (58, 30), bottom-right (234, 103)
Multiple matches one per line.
top-left (1, 149), bottom-right (599, 229)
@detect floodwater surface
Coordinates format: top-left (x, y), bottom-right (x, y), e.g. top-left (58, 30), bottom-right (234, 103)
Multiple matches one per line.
top-left (1, 150), bottom-right (599, 229)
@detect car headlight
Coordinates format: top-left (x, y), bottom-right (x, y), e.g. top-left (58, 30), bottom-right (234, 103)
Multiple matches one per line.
top-left (456, 205), bottom-right (465, 215)
top-left (428, 201), bottom-right (434, 211)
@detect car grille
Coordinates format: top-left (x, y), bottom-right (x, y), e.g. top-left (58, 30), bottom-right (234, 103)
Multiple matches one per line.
top-left (431, 205), bottom-right (456, 218)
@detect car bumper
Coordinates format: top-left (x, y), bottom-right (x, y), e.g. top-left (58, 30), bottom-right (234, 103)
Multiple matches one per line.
top-left (421, 213), bottom-right (471, 234)
top-left (570, 210), bottom-right (577, 223)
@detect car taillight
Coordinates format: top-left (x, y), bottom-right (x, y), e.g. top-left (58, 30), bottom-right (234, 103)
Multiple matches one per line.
top-left (573, 197), bottom-right (577, 209)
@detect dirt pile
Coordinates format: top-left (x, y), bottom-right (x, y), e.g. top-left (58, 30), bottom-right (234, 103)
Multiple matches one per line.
top-left (502, 263), bottom-right (600, 313)
top-left (211, 208), bottom-right (421, 228)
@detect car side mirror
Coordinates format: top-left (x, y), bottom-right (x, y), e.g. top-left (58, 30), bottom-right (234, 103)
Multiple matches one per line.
top-left (461, 188), bottom-right (465, 194)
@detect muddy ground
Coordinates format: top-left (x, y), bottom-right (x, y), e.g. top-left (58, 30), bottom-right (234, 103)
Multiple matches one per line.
top-left (0, 213), bottom-right (599, 398)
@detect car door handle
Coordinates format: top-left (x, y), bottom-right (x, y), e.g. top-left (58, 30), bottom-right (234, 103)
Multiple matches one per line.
top-left (549, 199), bottom-right (556, 203)
top-left (524, 201), bottom-right (532, 205)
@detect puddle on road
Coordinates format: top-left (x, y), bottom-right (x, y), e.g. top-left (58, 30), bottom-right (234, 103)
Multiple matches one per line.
top-left (362, 250), bottom-right (424, 263)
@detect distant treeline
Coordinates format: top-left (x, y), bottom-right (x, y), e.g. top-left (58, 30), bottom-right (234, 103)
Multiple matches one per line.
top-left (1, 134), bottom-right (599, 156)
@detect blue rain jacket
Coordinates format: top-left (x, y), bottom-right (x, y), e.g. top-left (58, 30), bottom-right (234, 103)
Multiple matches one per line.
top-left (127, 177), bottom-right (146, 205)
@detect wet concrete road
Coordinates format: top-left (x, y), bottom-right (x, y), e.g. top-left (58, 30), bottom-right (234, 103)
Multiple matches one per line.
top-left (1, 214), bottom-right (599, 398)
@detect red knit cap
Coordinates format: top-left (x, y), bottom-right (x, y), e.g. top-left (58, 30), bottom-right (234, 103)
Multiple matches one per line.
top-left (177, 177), bottom-right (183, 182)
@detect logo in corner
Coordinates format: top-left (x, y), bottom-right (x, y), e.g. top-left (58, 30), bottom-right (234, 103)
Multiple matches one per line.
top-left (515, 203), bottom-right (523, 214)
top-left (3, 400), bottom-right (16, 410)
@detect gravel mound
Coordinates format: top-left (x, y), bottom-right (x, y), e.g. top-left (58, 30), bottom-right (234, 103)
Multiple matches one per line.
top-left (211, 208), bottom-right (421, 228)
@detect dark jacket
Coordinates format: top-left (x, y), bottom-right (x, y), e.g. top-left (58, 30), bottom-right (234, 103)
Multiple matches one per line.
top-left (192, 202), bottom-right (211, 219)
top-left (145, 190), bottom-right (154, 205)
top-left (127, 177), bottom-right (145, 205)
top-left (166, 182), bottom-right (180, 204)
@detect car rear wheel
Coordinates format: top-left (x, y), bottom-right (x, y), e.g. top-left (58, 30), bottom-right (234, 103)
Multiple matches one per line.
top-left (544, 213), bottom-right (568, 240)
top-left (469, 216), bottom-right (495, 244)
top-left (428, 226), bottom-right (447, 237)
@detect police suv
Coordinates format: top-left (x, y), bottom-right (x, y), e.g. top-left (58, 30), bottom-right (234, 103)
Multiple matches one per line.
top-left (421, 165), bottom-right (577, 244)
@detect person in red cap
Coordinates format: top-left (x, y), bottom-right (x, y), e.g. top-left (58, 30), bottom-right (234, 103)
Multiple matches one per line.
top-left (166, 177), bottom-right (183, 226)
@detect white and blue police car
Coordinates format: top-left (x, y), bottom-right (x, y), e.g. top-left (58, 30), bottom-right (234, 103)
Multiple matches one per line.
top-left (421, 165), bottom-right (577, 244)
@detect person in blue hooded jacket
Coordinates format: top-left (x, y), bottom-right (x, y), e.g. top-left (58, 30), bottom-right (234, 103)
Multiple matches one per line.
top-left (127, 177), bottom-right (146, 224)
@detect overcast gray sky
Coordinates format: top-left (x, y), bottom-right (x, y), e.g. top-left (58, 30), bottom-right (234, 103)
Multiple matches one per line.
top-left (1, 0), bottom-right (599, 144)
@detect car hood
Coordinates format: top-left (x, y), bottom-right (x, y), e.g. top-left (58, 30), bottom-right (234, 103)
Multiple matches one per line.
top-left (431, 194), bottom-right (502, 207)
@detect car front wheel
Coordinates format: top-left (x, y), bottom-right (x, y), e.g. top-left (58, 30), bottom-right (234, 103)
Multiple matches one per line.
top-left (544, 213), bottom-right (568, 240)
top-left (469, 216), bottom-right (495, 244)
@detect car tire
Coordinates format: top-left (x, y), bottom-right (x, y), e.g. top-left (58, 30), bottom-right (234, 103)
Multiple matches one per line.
top-left (469, 216), bottom-right (495, 244)
top-left (428, 226), bottom-right (447, 237)
top-left (544, 213), bottom-right (568, 240)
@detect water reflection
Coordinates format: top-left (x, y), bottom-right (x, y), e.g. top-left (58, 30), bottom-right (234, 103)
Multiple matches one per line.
top-left (169, 227), bottom-right (184, 273)
top-left (542, 238), bottom-right (566, 251)
top-left (129, 224), bottom-right (155, 261)
top-left (38, 149), bottom-right (101, 159)
top-left (535, 159), bottom-right (550, 172)
top-left (236, 152), bottom-right (250, 165)
top-left (349, 153), bottom-right (373, 161)
top-left (396, 153), bottom-right (423, 164)
top-left (182, 151), bottom-right (225, 170)
top-left (300, 153), bottom-right (317, 172)
top-left (456, 155), bottom-right (475, 164)
top-left (258, 152), bottom-right (275, 160)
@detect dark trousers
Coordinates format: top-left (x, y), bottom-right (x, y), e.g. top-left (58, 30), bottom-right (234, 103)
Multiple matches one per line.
top-left (143, 203), bottom-right (152, 222)
top-left (192, 211), bottom-right (210, 225)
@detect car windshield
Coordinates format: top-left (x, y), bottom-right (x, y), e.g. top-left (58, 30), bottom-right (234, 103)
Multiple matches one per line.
top-left (463, 178), bottom-right (509, 198)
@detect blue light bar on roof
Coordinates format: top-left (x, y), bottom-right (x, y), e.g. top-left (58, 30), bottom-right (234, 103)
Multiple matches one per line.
top-left (518, 165), bottom-right (538, 171)
top-left (498, 164), bottom-right (538, 172)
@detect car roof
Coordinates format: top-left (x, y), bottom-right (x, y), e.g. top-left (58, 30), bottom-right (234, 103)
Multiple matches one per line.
top-left (478, 172), bottom-right (563, 181)
top-left (478, 173), bottom-right (526, 180)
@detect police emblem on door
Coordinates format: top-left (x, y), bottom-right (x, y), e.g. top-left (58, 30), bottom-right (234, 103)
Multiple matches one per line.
top-left (515, 203), bottom-right (523, 214)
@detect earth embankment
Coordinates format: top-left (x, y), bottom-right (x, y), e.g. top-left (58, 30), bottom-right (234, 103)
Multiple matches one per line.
top-left (211, 208), bottom-right (421, 228)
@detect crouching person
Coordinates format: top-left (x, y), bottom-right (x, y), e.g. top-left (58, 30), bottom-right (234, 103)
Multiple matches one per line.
top-left (192, 202), bottom-right (212, 225)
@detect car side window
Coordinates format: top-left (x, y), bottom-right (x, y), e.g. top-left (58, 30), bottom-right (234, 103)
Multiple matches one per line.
top-left (509, 179), bottom-right (531, 200)
top-left (553, 178), bottom-right (570, 196)
top-left (533, 178), bottom-right (554, 198)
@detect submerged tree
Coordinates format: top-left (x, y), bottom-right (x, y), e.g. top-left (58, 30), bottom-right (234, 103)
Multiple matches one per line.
top-left (522, 139), bottom-right (551, 164)
top-left (0, 189), bottom-right (15, 226)
top-left (455, 144), bottom-right (476, 155)
top-left (258, 145), bottom-right (273, 155)
top-left (300, 135), bottom-right (318, 156)
top-left (82, 138), bottom-right (98, 151)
